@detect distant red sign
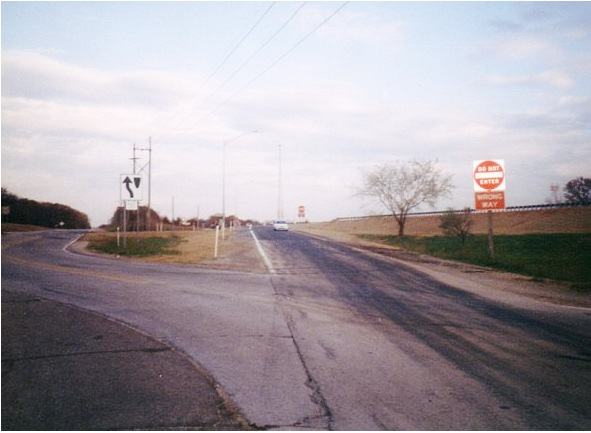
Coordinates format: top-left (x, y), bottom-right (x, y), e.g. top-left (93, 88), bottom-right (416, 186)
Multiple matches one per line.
top-left (475, 191), bottom-right (505, 210)
top-left (298, 205), bottom-right (305, 218)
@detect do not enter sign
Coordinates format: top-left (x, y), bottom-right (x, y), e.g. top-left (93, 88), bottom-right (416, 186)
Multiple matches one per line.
top-left (473, 159), bottom-right (506, 210)
top-left (473, 160), bottom-right (505, 192)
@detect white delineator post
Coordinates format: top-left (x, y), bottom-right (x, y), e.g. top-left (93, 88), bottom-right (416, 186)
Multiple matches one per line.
top-left (214, 225), bottom-right (220, 258)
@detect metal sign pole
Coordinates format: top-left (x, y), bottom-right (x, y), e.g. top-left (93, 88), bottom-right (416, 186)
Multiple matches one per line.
top-left (487, 210), bottom-right (494, 259)
top-left (123, 207), bottom-right (127, 249)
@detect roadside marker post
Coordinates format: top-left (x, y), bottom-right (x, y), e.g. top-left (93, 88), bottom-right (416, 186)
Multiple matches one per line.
top-left (473, 159), bottom-right (506, 259)
top-left (117, 227), bottom-right (120, 248)
top-left (214, 225), bottom-right (220, 259)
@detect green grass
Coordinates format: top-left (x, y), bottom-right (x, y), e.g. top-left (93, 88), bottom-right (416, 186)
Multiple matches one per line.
top-left (88, 235), bottom-right (182, 257)
top-left (361, 233), bottom-right (591, 290)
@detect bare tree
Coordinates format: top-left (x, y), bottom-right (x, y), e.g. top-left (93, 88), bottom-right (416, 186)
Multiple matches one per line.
top-left (439, 208), bottom-right (473, 244)
top-left (564, 177), bottom-right (591, 205)
top-left (358, 160), bottom-right (453, 236)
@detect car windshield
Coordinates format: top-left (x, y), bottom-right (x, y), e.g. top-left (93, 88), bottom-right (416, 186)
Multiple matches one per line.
top-left (275, 221), bottom-right (286, 224)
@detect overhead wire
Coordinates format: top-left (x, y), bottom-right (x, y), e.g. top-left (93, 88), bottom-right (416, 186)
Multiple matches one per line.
top-left (202, 2), bottom-right (307, 106)
top-left (205, 2), bottom-right (349, 118)
top-left (202, 2), bottom-right (276, 87)
top-left (165, 2), bottom-right (276, 131)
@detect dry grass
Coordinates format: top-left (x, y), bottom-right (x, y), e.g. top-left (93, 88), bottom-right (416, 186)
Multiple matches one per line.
top-left (2, 223), bottom-right (48, 233)
top-left (84, 230), bottom-right (219, 264)
top-left (82, 228), bottom-right (264, 271)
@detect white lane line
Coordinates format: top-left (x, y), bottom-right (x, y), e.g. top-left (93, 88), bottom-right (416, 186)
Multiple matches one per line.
top-left (249, 229), bottom-right (275, 274)
top-left (62, 232), bottom-right (85, 253)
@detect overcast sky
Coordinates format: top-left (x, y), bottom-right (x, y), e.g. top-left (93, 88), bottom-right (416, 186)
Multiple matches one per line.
top-left (2, 1), bottom-right (590, 226)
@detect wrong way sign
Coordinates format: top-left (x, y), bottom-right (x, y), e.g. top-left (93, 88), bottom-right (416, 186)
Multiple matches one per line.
top-left (120, 174), bottom-right (143, 201)
top-left (473, 160), bottom-right (505, 210)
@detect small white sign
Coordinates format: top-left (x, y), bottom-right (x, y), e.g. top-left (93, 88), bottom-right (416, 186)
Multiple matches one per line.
top-left (125, 200), bottom-right (138, 211)
top-left (120, 174), bottom-right (143, 201)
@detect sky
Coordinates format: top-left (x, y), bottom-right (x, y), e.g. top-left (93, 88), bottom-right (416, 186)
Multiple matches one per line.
top-left (2, 1), bottom-right (590, 226)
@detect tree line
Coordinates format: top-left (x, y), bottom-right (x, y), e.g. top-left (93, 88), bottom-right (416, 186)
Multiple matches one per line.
top-left (1, 188), bottom-right (90, 229)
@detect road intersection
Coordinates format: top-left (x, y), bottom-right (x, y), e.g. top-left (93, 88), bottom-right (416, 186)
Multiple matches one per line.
top-left (2, 228), bottom-right (590, 429)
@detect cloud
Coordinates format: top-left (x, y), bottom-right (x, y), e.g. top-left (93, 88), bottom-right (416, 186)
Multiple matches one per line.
top-left (2, 50), bottom-right (200, 108)
top-left (489, 19), bottom-right (523, 33)
top-left (494, 36), bottom-right (559, 59)
top-left (482, 70), bottom-right (574, 89)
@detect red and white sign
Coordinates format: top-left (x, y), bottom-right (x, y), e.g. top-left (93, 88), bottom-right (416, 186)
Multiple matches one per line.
top-left (473, 160), bottom-right (505, 192)
top-left (475, 192), bottom-right (505, 210)
top-left (473, 160), bottom-right (506, 210)
top-left (298, 205), bottom-right (306, 218)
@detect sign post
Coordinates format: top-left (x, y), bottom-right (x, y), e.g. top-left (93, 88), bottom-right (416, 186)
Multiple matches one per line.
top-left (473, 160), bottom-right (506, 259)
top-left (120, 174), bottom-right (142, 247)
top-left (123, 206), bottom-right (127, 249)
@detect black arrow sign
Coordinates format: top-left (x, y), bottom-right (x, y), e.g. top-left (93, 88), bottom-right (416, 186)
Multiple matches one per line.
top-left (123, 176), bottom-right (134, 198)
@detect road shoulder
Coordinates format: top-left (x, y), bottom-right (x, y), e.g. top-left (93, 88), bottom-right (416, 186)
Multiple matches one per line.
top-left (1, 289), bottom-right (250, 430)
top-left (294, 227), bottom-right (591, 310)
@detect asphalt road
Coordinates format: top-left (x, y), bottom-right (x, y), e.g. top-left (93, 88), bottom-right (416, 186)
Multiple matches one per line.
top-left (2, 228), bottom-right (591, 429)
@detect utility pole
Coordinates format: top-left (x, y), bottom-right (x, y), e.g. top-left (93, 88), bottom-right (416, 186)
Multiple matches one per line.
top-left (277, 144), bottom-right (283, 220)
top-left (146, 137), bottom-right (152, 230)
top-left (131, 143), bottom-right (138, 174)
top-left (131, 143), bottom-right (140, 232)
top-left (137, 138), bottom-right (152, 231)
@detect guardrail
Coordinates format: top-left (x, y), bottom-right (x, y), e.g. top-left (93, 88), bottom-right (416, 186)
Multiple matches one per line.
top-left (332, 202), bottom-right (591, 222)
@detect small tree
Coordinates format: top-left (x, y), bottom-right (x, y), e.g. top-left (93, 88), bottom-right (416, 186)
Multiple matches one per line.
top-left (564, 177), bottom-right (591, 205)
top-left (439, 208), bottom-right (473, 244)
top-left (358, 160), bottom-right (453, 236)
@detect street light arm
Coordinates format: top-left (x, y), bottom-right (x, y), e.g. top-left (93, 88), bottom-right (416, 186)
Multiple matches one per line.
top-left (225, 129), bottom-right (259, 145)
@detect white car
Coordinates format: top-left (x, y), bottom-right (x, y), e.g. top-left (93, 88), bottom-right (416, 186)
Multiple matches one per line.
top-left (273, 220), bottom-right (289, 231)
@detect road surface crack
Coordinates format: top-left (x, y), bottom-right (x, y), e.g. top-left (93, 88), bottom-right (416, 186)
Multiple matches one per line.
top-left (2, 347), bottom-right (170, 363)
top-left (270, 275), bottom-right (335, 430)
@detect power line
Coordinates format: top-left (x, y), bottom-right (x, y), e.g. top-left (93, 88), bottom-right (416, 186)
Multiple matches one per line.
top-left (165, 2), bottom-right (275, 131)
top-left (203, 2), bottom-right (306, 105)
top-left (203, 2), bottom-right (276, 87)
top-left (207, 2), bottom-right (348, 117)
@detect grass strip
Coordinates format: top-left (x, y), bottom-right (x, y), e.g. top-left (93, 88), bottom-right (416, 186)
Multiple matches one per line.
top-left (87, 234), bottom-right (183, 257)
top-left (361, 233), bottom-right (591, 291)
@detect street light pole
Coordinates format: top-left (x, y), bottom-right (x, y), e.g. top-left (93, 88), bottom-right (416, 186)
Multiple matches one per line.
top-left (277, 143), bottom-right (283, 220)
top-left (222, 129), bottom-right (258, 240)
top-left (222, 140), bottom-right (227, 239)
